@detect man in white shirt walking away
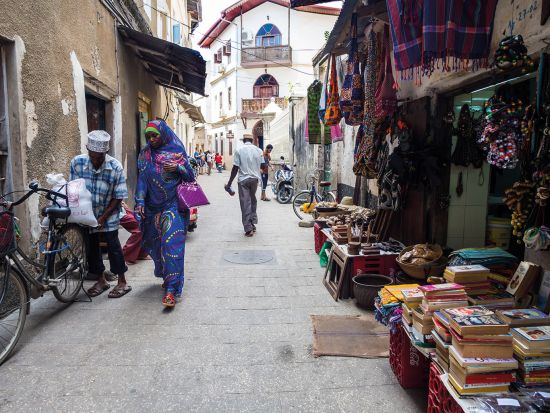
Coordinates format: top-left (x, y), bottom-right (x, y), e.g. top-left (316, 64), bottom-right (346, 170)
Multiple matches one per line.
top-left (224, 135), bottom-right (266, 237)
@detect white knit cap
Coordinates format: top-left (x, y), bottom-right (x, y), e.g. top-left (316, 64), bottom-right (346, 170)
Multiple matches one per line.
top-left (86, 130), bottom-right (111, 153)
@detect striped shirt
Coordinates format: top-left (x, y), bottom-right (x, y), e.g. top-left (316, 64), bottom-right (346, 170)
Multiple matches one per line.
top-left (70, 154), bottom-right (128, 232)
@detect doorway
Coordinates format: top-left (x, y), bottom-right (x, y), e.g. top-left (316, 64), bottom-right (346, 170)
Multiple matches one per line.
top-left (253, 120), bottom-right (264, 149)
top-left (85, 93), bottom-right (106, 131)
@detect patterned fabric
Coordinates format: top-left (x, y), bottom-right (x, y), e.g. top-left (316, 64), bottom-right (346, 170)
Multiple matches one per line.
top-left (387, 0), bottom-right (498, 78)
top-left (307, 81), bottom-right (330, 144)
top-left (324, 54), bottom-right (342, 126)
top-left (353, 30), bottom-right (378, 178)
top-left (339, 13), bottom-right (364, 126)
top-left (70, 154), bottom-right (128, 232)
top-left (307, 81), bottom-right (323, 144)
top-left (375, 25), bottom-right (398, 119)
top-left (135, 119), bottom-right (194, 296)
top-left (386, 0), bottom-right (424, 78)
top-left (445, 0), bottom-right (498, 70)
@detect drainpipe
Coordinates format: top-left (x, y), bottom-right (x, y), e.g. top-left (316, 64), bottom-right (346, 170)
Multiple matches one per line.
top-left (220, 16), bottom-right (239, 133)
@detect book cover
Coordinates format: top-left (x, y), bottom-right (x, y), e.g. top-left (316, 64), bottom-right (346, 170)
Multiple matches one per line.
top-left (401, 287), bottom-right (423, 302)
top-left (513, 326), bottom-right (550, 342)
top-left (419, 283), bottom-right (464, 293)
top-left (450, 314), bottom-right (507, 328)
top-left (444, 306), bottom-right (493, 318)
top-left (449, 346), bottom-right (518, 369)
top-left (497, 308), bottom-right (550, 327)
top-left (506, 261), bottom-right (541, 298)
top-left (433, 311), bottom-right (450, 327)
top-left (446, 265), bottom-right (490, 274)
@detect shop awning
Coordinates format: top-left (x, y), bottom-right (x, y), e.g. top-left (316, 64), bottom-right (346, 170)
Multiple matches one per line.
top-left (312, 0), bottom-right (387, 66)
top-left (180, 100), bottom-right (205, 124)
top-left (118, 26), bottom-right (207, 95)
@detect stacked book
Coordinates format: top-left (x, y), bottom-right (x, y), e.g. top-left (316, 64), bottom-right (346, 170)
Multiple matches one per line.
top-left (401, 287), bottom-right (423, 328)
top-left (411, 283), bottom-right (468, 346)
top-left (468, 291), bottom-right (515, 310)
top-left (506, 310), bottom-right (550, 387)
top-left (444, 265), bottom-right (492, 296)
top-left (432, 311), bottom-right (452, 371)
top-left (446, 306), bottom-right (517, 395)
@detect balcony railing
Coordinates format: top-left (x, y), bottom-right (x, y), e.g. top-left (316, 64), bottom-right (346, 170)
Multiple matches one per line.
top-left (241, 98), bottom-right (288, 114)
top-left (241, 46), bottom-right (292, 68)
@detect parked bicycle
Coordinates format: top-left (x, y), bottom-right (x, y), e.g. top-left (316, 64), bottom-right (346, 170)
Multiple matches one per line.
top-left (0, 182), bottom-right (87, 365)
top-left (292, 176), bottom-right (336, 220)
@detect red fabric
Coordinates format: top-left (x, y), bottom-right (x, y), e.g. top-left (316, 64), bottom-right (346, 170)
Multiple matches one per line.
top-left (214, 155), bottom-right (222, 164)
top-left (120, 208), bottom-right (147, 263)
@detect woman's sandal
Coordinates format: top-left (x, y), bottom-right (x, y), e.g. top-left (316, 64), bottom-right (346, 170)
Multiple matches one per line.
top-left (162, 292), bottom-right (176, 308)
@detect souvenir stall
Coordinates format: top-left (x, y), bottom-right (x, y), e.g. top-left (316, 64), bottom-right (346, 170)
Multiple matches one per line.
top-left (299, 0), bottom-right (550, 411)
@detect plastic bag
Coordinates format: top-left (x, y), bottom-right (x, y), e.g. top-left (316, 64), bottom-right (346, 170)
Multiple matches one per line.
top-left (43, 174), bottom-right (98, 227)
top-left (320, 241), bottom-right (332, 268)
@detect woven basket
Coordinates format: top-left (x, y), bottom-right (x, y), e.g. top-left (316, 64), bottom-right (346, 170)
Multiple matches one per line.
top-left (396, 244), bottom-right (445, 280)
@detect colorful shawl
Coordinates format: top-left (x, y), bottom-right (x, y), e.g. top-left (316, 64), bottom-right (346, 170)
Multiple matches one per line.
top-left (387, 0), bottom-right (498, 79)
top-left (307, 81), bottom-right (323, 144)
top-left (386, 0), bottom-right (424, 79)
top-left (445, 0), bottom-right (498, 70)
top-left (135, 119), bottom-right (194, 212)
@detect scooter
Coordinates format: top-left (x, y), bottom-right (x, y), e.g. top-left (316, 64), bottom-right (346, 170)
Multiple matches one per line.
top-left (271, 157), bottom-right (294, 204)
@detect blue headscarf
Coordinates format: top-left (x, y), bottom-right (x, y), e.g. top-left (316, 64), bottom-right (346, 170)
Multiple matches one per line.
top-left (136, 119), bottom-right (193, 212)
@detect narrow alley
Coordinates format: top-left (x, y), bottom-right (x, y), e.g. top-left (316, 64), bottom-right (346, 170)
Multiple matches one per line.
top-left (0, 172), bottom-right (425, 412)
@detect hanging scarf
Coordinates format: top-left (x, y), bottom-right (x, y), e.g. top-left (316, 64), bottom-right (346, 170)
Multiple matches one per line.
top-left (375, 25), bottom-right (398, 120)
top-left (422, 0), bottom-right (449, 74)
top-left (324, 54), bottom-right (342, 126)
top-left (353, 30), bottom-right (378, 178)
top-left (386, 0), bottom-right (424, 80)
top-left (445, 0), bottom-right (498, 71)
top-left (340, 13), bottom-right (364, 126)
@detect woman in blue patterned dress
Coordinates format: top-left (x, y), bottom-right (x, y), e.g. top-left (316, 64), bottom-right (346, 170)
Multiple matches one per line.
top-left (135, 119), bottom-right (194, 307)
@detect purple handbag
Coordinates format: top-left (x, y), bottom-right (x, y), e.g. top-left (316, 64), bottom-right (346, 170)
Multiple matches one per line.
top-left (177, 181), bottom-right (210, 209)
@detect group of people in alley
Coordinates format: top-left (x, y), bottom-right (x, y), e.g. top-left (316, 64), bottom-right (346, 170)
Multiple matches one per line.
top-left (69, 122), bottom-right (272, 308)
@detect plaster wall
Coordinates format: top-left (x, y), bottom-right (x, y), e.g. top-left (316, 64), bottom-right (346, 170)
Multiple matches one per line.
top-left (0, 0), bottom-right (167, 243)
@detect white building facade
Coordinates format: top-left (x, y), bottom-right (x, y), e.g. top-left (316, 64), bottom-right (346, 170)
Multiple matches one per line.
top-left (197, 0), bottom-right (338, 166)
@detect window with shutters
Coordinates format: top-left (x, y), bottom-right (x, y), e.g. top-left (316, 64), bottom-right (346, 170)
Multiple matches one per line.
top-left (253, 74), bottom-right (279, 98)
top-left (255, 24), bottom-right (282, 47)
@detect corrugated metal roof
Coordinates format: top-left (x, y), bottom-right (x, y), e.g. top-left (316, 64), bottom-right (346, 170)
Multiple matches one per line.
top-left (118, 26), bottom-right (207, 95)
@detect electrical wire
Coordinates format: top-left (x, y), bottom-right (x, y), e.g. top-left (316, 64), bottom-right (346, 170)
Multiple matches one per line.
top-left (139, 2), bottom-right (317, 76)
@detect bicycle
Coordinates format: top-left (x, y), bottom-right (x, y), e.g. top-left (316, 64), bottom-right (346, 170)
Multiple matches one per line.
top-left (292, 176), bottom-right (336, 220)
top-left (0, 182), bottom-right (88, 365)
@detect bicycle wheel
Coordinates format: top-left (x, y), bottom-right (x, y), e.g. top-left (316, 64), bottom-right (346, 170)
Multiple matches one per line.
top-left (320, 191), bottom-right (337, 203)
top-left (292, 190), bottom-right (315, 220)
top-left (51, 224), bottom-right (86, 303)
top-left (0, 265), bottom-right (27, 365)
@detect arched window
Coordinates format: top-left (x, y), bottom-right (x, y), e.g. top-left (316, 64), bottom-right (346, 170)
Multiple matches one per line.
top-left (255, 24), bottom-right (282, 47)
top-left (253, 74), bottom-right (279, 98)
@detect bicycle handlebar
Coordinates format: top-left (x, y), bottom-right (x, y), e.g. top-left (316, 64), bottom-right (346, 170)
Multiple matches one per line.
top-left (0, 182), bottom-right (68, 210)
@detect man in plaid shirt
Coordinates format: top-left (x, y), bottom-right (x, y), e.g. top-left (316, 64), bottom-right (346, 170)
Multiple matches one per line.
top-left (70, 130), bottom-right (131, 298)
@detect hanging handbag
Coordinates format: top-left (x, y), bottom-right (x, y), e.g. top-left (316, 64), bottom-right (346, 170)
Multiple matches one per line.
top-left (324, 54), bottom-right (342, 126)
top-left (177, 180), bottom-right (210, 210)
top-left (339, 13), bottom-right (364, 126)
top-left (375, 26), bottom-right (397, 120)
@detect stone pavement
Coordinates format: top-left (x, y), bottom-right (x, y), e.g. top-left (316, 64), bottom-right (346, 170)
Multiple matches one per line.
top-left (0, 171), bottom-right (427, 413)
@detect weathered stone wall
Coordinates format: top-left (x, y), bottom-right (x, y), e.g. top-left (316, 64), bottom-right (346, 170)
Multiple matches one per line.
top-left (0, 0), bottom-right (166, 245)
